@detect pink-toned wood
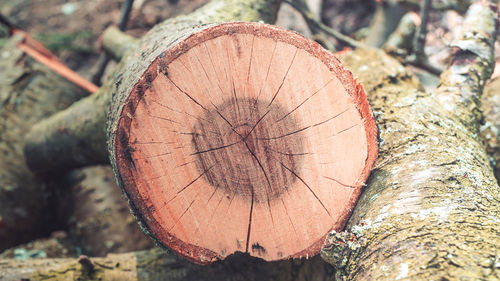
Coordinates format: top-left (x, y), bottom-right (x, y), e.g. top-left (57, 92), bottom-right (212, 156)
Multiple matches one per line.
top-left (14, 29), bottom-right (98, 94)
top-left (114, 22), bottom-right (378, 264)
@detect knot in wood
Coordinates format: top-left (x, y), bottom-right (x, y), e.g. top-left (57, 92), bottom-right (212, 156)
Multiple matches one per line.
top-left (192, 98), bottom-right (303, 202)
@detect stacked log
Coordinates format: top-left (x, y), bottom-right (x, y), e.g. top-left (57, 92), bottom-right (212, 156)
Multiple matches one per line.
top-left (0, 34), bottom-right (86, 251)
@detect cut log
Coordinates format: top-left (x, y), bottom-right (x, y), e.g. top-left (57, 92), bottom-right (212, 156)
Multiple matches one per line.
top-left (0, 34), bottom-right (86, 251)
top-left (107, 21), bottom-right (378, 264)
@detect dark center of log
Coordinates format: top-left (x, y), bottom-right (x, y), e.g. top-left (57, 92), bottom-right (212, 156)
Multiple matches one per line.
top-left (191, 98), bottom-right (303, 202)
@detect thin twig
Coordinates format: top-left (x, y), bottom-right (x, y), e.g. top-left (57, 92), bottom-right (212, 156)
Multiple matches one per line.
top-left (414, 0), bottom-right (431, 60)
top-left (0, 13), bottom-right (16, 33)
top-left (406, 59), bottom-right (443, 75)
top-left (118, 0), bottom-right (135, 31)
top-left (403, 0), bottom-right (443, 75)
top-left (398, 0), bottom-right (468, 13)
top-left (92, 0), bottom-right (134, 85)
top-left (285, 0), bottom-right (372, 50)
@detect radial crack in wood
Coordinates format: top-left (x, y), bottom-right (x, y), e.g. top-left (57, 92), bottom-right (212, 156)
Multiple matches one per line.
top-left (108, 22), bottom-right (378, 264)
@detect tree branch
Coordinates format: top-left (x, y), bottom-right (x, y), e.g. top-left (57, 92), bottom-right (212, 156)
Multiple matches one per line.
top-left (383, 11), bottom-right (420, 58)
top-left (91, 0), bottom-right (135, 86)
top-left (285, 0), bottom-right (371, 49)
top-left (413, 0), bottom-right (431, 60)
top-left (364, 0), bottom-right (414, 47)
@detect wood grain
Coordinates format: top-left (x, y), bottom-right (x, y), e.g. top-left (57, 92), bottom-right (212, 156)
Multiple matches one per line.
top-left (112, 22), bottom-right (378, 264)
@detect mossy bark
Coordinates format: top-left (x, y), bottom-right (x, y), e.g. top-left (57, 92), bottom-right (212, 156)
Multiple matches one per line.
top-left (23, 0), bottom-right (282, 173)
top-left (0, 233), bottom-right (78, 259)
top-left (0, 34), bottom-right (86, 251)
top-left (321, 2), bottom-right (499, 280)
top-left (24, 82), bottom-right (111, 173)
top-left (101, 26), bottom-right (139, 62)
top-left (481, 77), bottom-right (500, 184)
top-left (0, 248), bottom-right (333, 281)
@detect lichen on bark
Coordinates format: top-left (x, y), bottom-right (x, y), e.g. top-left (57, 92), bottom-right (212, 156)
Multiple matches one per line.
top-left (321, 2), bottom-right (499, 280)
top-left (0, 247), bottom-right (333, 281)
top-left (481, 77), bottom-right (500, 184)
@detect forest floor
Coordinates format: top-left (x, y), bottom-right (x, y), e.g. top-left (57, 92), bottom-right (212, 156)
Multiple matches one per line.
top-left (2, 0), bottom-right (497, 82)
top-left (0, 0), bottom-right (379, 79)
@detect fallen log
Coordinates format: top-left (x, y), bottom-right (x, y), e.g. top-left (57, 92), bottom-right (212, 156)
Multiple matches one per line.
top-left (61, 165), bottom-right (154, 256)
top-left (5, 41), bottom-right (498, 279)
top-left (0, 34), bottom-right (86, 251)
top-left (18, 0), bottom-right (499, 278)
top-left (0, 247), bottom-right (332, 281)
top-left (382, 11), bottom-right (420, 58)
top-left (0, 231), bottom-right (77, 259)
top-left (480, 77), bottom-right (500, 184)
top-left (321, 1), bottom-right (499, 280)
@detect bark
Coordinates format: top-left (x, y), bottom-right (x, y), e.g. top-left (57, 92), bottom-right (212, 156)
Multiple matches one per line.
top-left (0, 232), bottom-right (77, 259)
top-left (321, 2), bottom-right (499, 280)
top-left (0, 34), bottom-right (86, 251)
top-left (23, 0), bottom-right (282, 173)
top-left (101, 26), bottom-right (139, 62)
top-left (480, 77), bottom-right (500, 184)
top-left (61, 166), bottom-right (154, 256)
top-left (275, 0), bottom-right (322, 38)
top-left (382, 12), bottom-right (420, 59)
top-left (363, 0), bottom-right (414, 47)
top-left (16, 0), bottom-right (499, 279)
top-left (0, 248), bottom-right (333, 281)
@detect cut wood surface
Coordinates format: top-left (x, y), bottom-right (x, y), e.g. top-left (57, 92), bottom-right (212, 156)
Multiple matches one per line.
top-left (108, 22), bottom-right (378, 264)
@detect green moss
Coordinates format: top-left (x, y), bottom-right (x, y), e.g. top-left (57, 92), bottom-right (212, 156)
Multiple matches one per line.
top-left (34, 31), bottom-right (95, 54)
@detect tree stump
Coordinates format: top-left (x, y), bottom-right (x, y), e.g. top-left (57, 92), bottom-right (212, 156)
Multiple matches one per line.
top-left (108, 22), bottom-right (378, 264)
